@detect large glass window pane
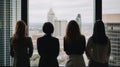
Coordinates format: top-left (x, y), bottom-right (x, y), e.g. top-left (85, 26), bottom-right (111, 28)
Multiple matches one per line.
top-left (29, 0), bottom-right (94, 66)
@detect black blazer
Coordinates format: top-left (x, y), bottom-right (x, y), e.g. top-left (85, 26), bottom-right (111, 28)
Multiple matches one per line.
top-left (64, 35), bottom-right (86, 55)
top-left (37, 35), bottom-right (60, 67)
top-left (10, 37), bottom-right (33, 67)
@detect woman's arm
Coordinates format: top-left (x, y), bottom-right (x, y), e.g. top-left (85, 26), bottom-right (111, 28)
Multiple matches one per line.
top-left (54, 39), bottom-right (60, 57)
top-left (85, 37), bottom-right (93, 60)
top-left (108, 39), bottom-right (111, 57)
top-left (10, 38), bottom-right (14, 57)
top-left (82, 36), bottom-right (86, 53)
top-left (63, 38), bottom-right (70, 55)
top-left (28, 37), bottom-right (33, 58)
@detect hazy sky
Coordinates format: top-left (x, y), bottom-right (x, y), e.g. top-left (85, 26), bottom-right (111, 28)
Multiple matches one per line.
top-left (29, 0), bottom-right (120, 23)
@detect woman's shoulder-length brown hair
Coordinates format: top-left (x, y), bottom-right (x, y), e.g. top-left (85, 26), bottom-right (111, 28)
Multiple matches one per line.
top-left (64, 20), bottom-right (82, 41)
top-left (11, 20), bottom-right (27, 45)
top-left (14, 20), bottom-right (26, 38)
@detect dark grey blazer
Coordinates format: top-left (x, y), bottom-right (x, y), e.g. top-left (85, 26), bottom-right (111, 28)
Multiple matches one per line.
top-left (10, 37), bottom-right (33, 67)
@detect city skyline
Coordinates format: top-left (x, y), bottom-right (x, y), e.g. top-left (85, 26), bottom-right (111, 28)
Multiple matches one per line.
top-left (29, 0), bottom-right (94, 24)
top-left (29, 9), bottom-right (93, 66)
top-left (29, 0), bottom-right (120, 24)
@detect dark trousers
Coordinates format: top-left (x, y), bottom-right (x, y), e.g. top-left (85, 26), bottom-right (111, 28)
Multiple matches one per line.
top-left (89, 60), bottom-right (109, 67)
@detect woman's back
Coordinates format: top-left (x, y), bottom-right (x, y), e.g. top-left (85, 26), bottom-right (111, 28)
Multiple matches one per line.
top-left (10, 37), bottom-right (33, 67)
top-left (37, 22), bottom-right (59, 67)
top-left (87, 37), bottom-right (111, 63)
top-left (37, 35), bottom-right (59, 58)
top-left (64, 20), bottom-right (86, 67)
top-left (64, 35), bottom-right (86, 55)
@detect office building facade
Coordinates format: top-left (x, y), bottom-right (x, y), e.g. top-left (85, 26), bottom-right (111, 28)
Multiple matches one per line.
top-left (103, 14), bottom-right (120, 66)
top-left (105, 23), bottom-right (120, 66)
top-left (76, 14), bottom-right (81, 30)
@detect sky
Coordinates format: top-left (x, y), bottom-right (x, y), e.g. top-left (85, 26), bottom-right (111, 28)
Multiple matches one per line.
top-left (29, 0), bottom-right (120, 23)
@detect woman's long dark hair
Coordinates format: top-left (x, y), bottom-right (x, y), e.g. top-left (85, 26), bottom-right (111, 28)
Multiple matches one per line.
top-left (92, 20), bottom-right (108, 44)
top-left (64, 20), bottom-right (82, 41)
top-left (11, 20), bottom-right (26, 45)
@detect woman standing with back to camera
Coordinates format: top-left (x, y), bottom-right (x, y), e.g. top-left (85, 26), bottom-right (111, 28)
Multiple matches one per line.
top-left (64, 20), bottom-right (86, 67)
top-left (37, 22), bottom-right (60, 67)
top-left (86, 20), bottom-right (111, 67)
top-left (10, 20), bottom-right (33, 67)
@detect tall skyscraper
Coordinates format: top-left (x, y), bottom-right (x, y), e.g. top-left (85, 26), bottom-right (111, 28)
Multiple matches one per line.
top-left (47, 8), bottom-right (56, 23)
top-left (0, 0), bottom-right (21, 66)
top-left (76, 14), bottom-right (81, 29)
top-left (54, 20), bottom-right (67, 36)
top-left (47, 9), bottom-right (67, 37)
top-left (103, 14), bottom-right (120, 67)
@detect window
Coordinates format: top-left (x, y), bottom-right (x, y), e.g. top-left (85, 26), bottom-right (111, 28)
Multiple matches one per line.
top-left (1, 0), bottom-right (119, 66)
top-left (29, 0), bottom-right (94, 66)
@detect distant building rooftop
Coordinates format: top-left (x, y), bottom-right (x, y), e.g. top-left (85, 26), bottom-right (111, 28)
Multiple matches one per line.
top-left (102, 14), bottom-right (120, 23)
